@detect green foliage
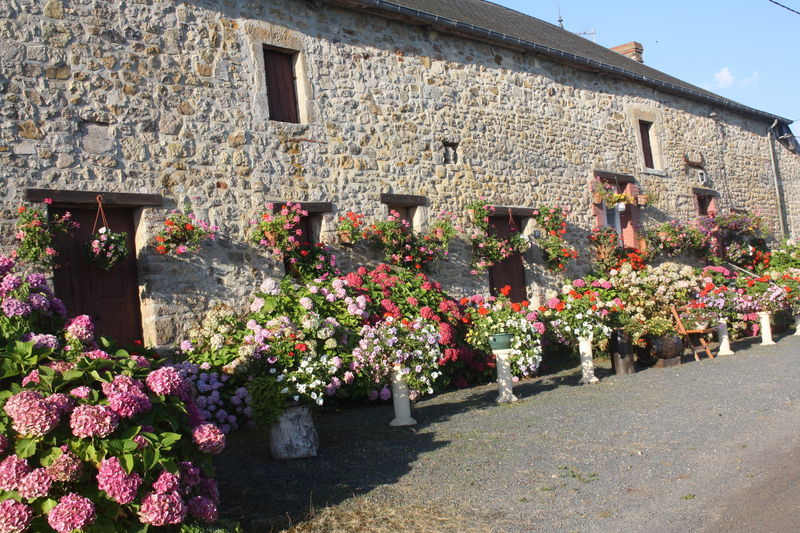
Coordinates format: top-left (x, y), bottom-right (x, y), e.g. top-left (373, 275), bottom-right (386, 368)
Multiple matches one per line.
top-left (14, 204), bottom-right (79, 269)
top-left (246, 377), bottom-right (286, 427)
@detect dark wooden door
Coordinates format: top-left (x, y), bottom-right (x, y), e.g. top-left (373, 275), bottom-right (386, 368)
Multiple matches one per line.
top-left (50, 207), bottom-right (143, 346)
top-left (488, 215), bottom-right (527, 302)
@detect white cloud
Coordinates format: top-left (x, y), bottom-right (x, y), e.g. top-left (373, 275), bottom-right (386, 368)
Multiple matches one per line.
top-left (713, 67), bottom-right (735, 89)
top-left (739, 71), bottom-right (760, 87)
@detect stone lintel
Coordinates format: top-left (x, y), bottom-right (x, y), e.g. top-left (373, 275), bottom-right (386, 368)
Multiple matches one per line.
top-left (26, 188), bottom-right (162, 207)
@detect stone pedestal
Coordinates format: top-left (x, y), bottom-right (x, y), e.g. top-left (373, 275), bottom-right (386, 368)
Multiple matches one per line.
top-left (494, 349), bottom-right (518, 403)
top-left (717, 318), bottom-right (735, 356)
top-left (578, 336), bottom-right (600, 384)
top-left (390, 366), bottom-right (416, 426)
top-left (759, 311), bottom-right (776, 346)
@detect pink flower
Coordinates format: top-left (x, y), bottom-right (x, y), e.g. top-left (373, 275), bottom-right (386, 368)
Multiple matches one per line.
top-left (81, 349), bottom-right (111, 360)
top-left (45, 449), bottom-right (82, 482)
top-left (103, 375), bottom-right (151, 418)
top-left (138, 491), bottom-right (186, 526)
top-left (0, 455), bottom-right (30, 491)
top-left (4, 390), bottom-right (60, 436)
top-left (96, 457), bottom-right (142, 504)
top-left (69, 386), bottom-right (91, 399)
top-left (188, 496), bottom-right (218, 522)
top-left (70, 405), bottom-right (119, 438)
top-left (65, 314), bottom-right (95, 343)
top-left (191, 423), bottom-right (225, 454)
top-left (419, 306), bottom-right (436, 320)
top-left (45, 393), bottom-right (74, 416)
top-left (146, 367), bottom-right (186, 396)
top-left (47, 493), bottom-right (95, 533)
top-left (20, 370), bottom-right (39, 386)
top-left (546, 297), bottom-right (561, 309)
top-left (17, 468), bottom-right (51, 500)
top-left (152, 470), bottom-right (180, 495)
top-left (0, 500), bottom-right (33, 533)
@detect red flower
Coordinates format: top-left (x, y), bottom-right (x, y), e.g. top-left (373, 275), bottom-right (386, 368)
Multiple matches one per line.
top-left (500, 285), bottom-right (511, 297)
top-left (477, 307), bottom-right (489, 315)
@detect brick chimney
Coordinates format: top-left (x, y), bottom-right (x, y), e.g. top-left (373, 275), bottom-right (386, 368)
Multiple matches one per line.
top-left (611, 41), bottom-right (644, 63)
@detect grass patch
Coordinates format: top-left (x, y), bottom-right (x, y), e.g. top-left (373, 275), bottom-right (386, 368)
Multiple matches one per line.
top-left (558, 465), bottom-right (599, 483)
top-left (682, 494), bottom-right (696, 500)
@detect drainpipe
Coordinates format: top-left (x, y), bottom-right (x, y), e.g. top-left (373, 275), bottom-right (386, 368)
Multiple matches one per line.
top-left (767, 120), bottom-right (788, 239)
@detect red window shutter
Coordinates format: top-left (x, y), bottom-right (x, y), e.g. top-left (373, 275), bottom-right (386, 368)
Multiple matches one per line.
top-left (264, 48), bottom-right (299, 123)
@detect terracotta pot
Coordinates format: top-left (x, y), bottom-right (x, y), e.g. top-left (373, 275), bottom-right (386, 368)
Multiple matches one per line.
top-left (338, 232), bottom-right (353, 245)
top-left (592, 193), bottom-right (603, 204)
top-left (636, 194), bottom-right (648, 206)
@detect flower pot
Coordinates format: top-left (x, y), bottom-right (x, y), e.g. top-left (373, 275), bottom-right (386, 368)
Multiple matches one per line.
top-left (636, 194), bottom-right (648, 206)
top-left (636, 334), bottom-right (683, 366)
top-left (488, 333), bottom-right (514, 351)
top-left (390, 365), bottom-right (416, 426)
top-left (592, 193), bottom-right (603, 205)
top-left (609, 329), bottom-right (635, 375)
top-left (467, 208), bottom-right (478, 224)
top-left (269, 404), bottom-right (319, 459)
top-left (338, 232), bottom-right (353, 245)
top-left (260, 230), bottom-right (277, 247)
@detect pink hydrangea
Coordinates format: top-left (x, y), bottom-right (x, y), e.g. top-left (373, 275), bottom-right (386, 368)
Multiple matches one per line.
top-left (133, 434), bottom-right (148, 450)
top-left (145, 367), bottom-right (186, 396)
top-left (70, 405), bottom-right (119, 438)
top-left (47, 493), bottom-right (95, 533)
top-left (130, 355), bottom-right (150, 367)
top-left (65, 314), bottom-right (95, 343)
top-left (20, 370), bottom-right (39, 386)
top-left (45, 393), bottom-right (75, 416)
top-left (102, 375), bottom-right (151, 418)
top-left (81, 349), bottom-right (111, 360)
top-left (0, 455), bottom-right (30, 491)
top-left (4, 390), bottom-right (60, 436)
top-left (152, 470), bottom-right (180, 494)
top-left (45, 448), bottom-right (82, 482)
top-left (0, 500), bottom-right (33, 533)
top-left (69, 386), bottom-right (91, 399)
top-left (191, 423), bottom-right (226, 454)
top-left (178, 462), bottom-right (200, 491)
top-left (96, 457), bottom-right (142, 504)
top-left (187, 496), bottom-right (218, 522)
top-left (47, 361), bottom-right (75, 373)
top-left (138, 491), bottom-right (186, 526)
top-left (17, 468), bottom-right (51, 500)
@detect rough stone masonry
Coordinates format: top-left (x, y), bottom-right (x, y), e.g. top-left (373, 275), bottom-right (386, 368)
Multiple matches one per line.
top-left (1, 0), bottom-right (798, 347)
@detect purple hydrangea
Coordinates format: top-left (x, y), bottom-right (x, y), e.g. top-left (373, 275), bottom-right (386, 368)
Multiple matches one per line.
top-left (25, 273), bottom-right (51, 294)
top-left (1, 298), bottom-right (31, 317)
top-left (49, 297), bottom-right (67, 317)
top-left (27, 292), bottom-right (50, 312)
top-left (0, 274), bottom-right (21, 296)
top-left (23, 333), bottom-right (60, 350)
top-left (187, 496), bottom-right (218, 522)
top-left (0, 256), bottom-right (15, 278)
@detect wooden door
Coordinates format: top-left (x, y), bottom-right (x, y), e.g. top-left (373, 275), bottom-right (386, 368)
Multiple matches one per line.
top-left (50, 207), bottom-right (143, 346)
top-left (488, 215), bottom-right (527, 302)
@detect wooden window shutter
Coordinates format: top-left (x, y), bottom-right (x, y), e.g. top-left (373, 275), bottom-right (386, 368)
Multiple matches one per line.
top-left (263, 48), bottom-right (299, 124)
top-left (638, 120), bottom-right (654, 169)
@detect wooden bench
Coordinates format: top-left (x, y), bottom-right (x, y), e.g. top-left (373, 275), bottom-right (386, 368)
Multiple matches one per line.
top-left (670, 305), bottom-right (715, 361)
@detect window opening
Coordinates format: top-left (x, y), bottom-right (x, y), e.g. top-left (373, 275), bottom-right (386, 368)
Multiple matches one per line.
top-left (263, 47), bottom-right (299, 123)
top-left (443, 141), bottom-right (458, 164)
top-left (639, 120), bottom-right (654, 169)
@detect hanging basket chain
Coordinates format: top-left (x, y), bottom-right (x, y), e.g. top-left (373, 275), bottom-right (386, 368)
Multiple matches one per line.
top-left (92, 195), bottom-right (111, 234)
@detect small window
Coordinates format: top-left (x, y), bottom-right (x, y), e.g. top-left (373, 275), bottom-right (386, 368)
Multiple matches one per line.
top-left (387, 206), bottom-right (414, 229)
top-left (602, 202), bottom-right (624, 246)
top-left (638, 120), bottom-right (655, 169)
top-left (694, 193), bottom-right (717, 216)
top-left (263, 47), bottom-right (299, 123)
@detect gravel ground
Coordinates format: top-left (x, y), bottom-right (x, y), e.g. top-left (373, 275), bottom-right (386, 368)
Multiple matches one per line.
top-left (216, 332), bottom-right (800, 532)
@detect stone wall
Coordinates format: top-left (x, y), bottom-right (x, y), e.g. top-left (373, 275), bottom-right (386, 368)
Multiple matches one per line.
top-left (1, 0), bottom-right (798, 347)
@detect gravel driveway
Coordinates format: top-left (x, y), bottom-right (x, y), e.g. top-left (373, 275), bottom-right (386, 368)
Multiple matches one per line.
top-left (217, 333), bottom-right (800, 532)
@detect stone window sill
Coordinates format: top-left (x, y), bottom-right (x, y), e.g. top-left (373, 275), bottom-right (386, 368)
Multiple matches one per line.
top-left (641, 168), bottom-right (668, 177)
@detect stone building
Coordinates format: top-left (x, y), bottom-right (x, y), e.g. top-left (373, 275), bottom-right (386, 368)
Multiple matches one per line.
top-left (1, 0), bottom-right (798, 347)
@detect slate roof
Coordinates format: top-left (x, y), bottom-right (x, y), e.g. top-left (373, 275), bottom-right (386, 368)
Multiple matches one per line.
top-left (329, 0), bottom-right (790, 124)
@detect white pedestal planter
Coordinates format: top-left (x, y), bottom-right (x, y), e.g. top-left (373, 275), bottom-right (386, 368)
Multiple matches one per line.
top-left (269, 404), bottom-right (319, 459)
top-left (494, 349), bottom-right (518, 403)
top-left (389, 366), bottom-right (416, 426)
top-left (578, 336), bottom-right (600, 385)
top-left (717, 318), bottom-right (735, 356)
top-left (758, 311), bottom-right (776, 346)
top-left (794, 314), bottom-right (800, 336)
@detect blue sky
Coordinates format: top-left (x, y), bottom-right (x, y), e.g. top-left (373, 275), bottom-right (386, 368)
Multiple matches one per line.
top-left (494, 0), bottom-right (799, 126)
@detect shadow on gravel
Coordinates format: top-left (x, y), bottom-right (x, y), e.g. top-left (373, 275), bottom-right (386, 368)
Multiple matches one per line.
top-left (216, 403), bottom-right (450, 532)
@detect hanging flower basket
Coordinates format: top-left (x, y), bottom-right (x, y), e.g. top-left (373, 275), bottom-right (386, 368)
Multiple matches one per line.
top-left (85, 227), bottom-right (129, 270)
top-left (84, 195), bottom-right (129, 270)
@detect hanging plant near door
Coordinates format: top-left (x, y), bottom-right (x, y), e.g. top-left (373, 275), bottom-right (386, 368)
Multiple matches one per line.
top-left (153, 202), bottom-right (217, 255)
top-left (465, 201), bottom-right (529, 273)
top-left (531, 206), bottom-right (578, 272)
top-left (84, 195), bottom-right (129, 270)
top-left (14, 199), bottom-right (80, 269)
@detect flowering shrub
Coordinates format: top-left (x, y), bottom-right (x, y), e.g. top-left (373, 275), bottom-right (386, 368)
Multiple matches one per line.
top-left (0, 263), bottom-right (229, 532)
top-left (769, 240), bottom-right (800, 271)
top-left (362, 210), bottom-right (454, 271)
top-left (588, 226), bottom-right (622, 274)
top-left (696, 211), bottom-right (768, 264)
top-left (644, 220), bottom-right (705, 257)
top-left (154, 204), bottom-right (217, 255)
top-left (352, 317), bottom-right (444, 400)
top-left (538, 281), bottom-right (619, 349)
top-left (0, 256), bottom-right (67, 343)
top-left (84, 227), bottom-right (128, 270)
top-left (531, 207), bottom-right (577, 272)
top-left (463, 286), bottom-right (544, 378)
top-left (250, 202), bottom-right (307, 257)
top-left (335, 211), bottom-right (365, 245)
top-left (465, 202), bottom-right (529, 273)
top-left (283, 242), bottom-right (339, 281)
top-left (14, 203), bottom-right (79, 269)
top-left (737, 274), bottom-right (788, 313)
top-left (593, 181), bottom-right (634, 205)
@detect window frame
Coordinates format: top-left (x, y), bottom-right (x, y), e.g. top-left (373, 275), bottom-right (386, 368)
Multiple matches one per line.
top-left (263, 46), bottom-right (300, 124)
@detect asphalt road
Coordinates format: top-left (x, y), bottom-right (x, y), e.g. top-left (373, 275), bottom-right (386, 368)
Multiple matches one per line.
top-left (218, 332), bottom-right (800, 532)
